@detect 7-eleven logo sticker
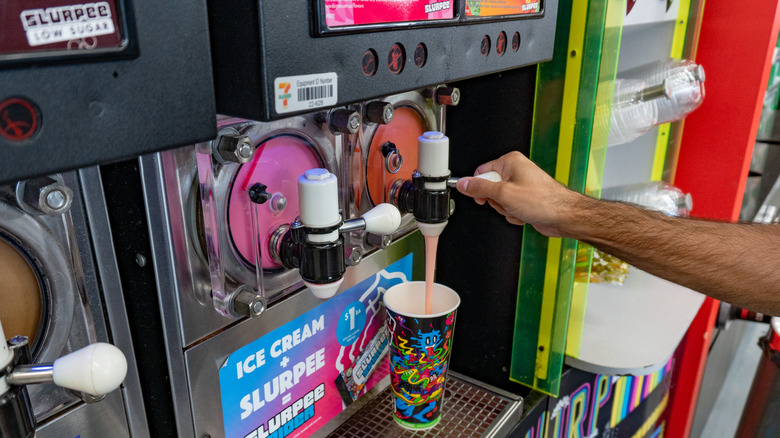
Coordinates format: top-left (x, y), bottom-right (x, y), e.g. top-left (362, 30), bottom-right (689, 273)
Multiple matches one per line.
top-left (274, 73), bottom-right (338, 115)
top-left (278, 82), bottom-right (292, 108)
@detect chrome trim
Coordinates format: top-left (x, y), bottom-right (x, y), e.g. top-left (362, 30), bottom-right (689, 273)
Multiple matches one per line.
top-left (138, 154), bottom-right (197, 437)
top-left (79, 166), bottom-right (151, 437)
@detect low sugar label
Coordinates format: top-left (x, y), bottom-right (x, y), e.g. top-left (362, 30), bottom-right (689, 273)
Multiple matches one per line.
top-left (218, 254), bottom-right (412, 438)
top-left (274, 73), bottom-right (338, 114)
top-left (1, 1), bottom-right (124, 56)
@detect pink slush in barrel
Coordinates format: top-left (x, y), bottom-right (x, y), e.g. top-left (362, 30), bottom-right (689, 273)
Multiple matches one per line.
top-left (227, 135), bottom-right (322, 269)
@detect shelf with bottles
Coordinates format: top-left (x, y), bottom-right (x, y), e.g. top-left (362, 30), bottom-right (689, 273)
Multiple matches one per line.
top-left (563, 0), bottom-right (707, 376)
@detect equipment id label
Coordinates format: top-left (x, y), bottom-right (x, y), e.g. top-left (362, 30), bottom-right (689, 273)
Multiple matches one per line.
top-left (274, 73), bottom-right (338, 114)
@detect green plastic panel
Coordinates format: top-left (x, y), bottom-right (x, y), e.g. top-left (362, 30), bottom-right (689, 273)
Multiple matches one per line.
top-left (510, 0), bottom-right (624, 396)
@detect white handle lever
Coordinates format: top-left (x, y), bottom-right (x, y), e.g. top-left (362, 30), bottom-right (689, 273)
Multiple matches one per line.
top-left (53, 343), bottom-right (127, 396)
top-left (361, 203), bottom-right (402, 235)
top-left (447, 170), bottom-right (504, 188)
top-left (475, 171), bottom-right (503, 182)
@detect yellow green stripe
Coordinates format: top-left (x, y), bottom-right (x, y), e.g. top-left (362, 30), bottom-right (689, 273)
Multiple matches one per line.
top-left (651, 0), bottom-right (693, 181)
top-left (534, 0), bottom-right (589, 382)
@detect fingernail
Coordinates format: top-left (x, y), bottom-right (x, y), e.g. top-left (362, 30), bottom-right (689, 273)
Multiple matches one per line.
top-left (458, 178), bottom-right (469, 191)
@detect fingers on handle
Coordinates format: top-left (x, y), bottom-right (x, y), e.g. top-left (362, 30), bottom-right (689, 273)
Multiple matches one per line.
top-left (456, 176), bottom-right (501, 201)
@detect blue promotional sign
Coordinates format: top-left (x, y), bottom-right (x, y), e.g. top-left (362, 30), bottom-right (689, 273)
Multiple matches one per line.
top-left (219, 254), bottom-right (413, 438)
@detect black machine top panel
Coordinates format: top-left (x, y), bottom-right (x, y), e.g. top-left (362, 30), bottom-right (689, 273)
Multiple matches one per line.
top-left (0, 0), bottom-right (216, 184)
top-left (207, 0), bottom-right (558, 121)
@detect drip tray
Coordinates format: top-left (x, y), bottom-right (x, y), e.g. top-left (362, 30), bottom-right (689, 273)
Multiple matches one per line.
top-left (318, 372), bottom-right (523, 438)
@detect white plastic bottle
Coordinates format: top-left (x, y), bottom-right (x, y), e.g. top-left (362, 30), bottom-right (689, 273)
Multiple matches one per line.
top-left (604, 79), bottom-right (659, 147)
top-left (601, 180), bottom-right (693, 217)
top-left (621, 58), bottom-right (706, 123)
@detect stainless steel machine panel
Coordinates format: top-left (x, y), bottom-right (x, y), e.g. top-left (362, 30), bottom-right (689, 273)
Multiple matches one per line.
top-left (0, 168), bottom-right (147, 437)
top-left (184, 231), bottom-right (424, 438)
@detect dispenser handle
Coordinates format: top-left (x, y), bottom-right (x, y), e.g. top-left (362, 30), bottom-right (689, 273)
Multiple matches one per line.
top-left (447, 171), bottom-right (503, 188)
top-left (52, 343), bottom-right (127, 396)
top-left (475, 171), bottom-right (503, 183)
top-left (361, 203), bottom-right (402, 235)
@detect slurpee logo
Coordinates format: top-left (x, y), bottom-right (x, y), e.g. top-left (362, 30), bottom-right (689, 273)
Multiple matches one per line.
top-left (278, 83), bottom-right (292, 108)
top-left (524, 358), bottom-right (673, 438)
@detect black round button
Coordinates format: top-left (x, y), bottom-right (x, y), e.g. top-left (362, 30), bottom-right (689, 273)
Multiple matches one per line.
top-left (388, 43), bottom-right (406, 74)
top-left (414, 43), bottom-right (427, 68)
top-left (496, 31), bottom-right (507, 56)
top-left (361, 49), bottom-right (378, 76)
top-left (480, 35), bottom-right (491, 57)
top-left (512, 32), bottom-right (521, 52)
top-left (0, 97), bottom-right (40, 142)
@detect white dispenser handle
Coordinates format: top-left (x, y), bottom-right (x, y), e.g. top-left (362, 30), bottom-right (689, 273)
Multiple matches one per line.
top-left (475, 171), bottom-right (503, 183)
top-left (53, 343), bottom-right (127, 396)
top-left (361, 203), bottom-right (402, 235)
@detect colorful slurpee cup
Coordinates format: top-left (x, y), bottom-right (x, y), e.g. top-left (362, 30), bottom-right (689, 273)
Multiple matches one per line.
top-left (383, 281), bottom-right (460, 430)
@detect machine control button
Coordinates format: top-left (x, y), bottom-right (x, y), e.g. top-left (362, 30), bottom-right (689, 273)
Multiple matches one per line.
top-left (361, 49), bottom-right (378, 76)
top-left (388, 43), bottom-right (405, 74)
top-left (414, 43), bottom-right (427, 68)
top-left (0, 97), bottom-right (40, 142)
top-left (480, 35), bottom-right (491, 57)
top-left (496, 31), bottom-right (507, 56)
top-left (512, 32), bottom-right (521, 51)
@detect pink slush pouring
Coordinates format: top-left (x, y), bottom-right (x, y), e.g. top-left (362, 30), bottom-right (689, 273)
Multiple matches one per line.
top-left (228, 136), bottom-right (322, 269)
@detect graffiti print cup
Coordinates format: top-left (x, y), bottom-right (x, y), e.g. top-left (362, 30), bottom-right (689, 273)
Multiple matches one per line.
top-left (383, 281), bottom-right (460, 430)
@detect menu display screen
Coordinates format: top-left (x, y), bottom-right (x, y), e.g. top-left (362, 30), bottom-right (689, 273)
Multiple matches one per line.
top-left (324, 0), bottom-right (455, 28)
top-left (465, 0), bottom-right (541, 17)
top-left (0, 0), bottom-right (127, 60)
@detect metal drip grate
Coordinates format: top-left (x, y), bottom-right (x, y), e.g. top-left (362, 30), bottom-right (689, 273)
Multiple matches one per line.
top-left (325, 373), bottom-right (522, 438)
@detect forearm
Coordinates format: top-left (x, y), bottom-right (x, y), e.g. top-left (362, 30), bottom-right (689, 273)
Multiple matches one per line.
top-left (563, 195), bottom-right (780, 315)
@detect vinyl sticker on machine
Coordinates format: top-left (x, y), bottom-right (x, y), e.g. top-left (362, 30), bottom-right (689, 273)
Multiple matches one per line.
top-left (219, 254), bottom-right (413, 438)
top-left (274, 73), bottom-right (338, 115)
top-left (1, 1), bottom-right (125, 55)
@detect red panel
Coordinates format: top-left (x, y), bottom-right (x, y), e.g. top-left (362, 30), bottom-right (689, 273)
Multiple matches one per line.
top-left (666, 298), bottom-right (718, 437)
top-left (675, 1), bottom-right (780, 222)
top-left (669, 1), bottom-right (780, 436)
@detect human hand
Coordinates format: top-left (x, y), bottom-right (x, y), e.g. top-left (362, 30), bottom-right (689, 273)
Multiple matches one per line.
top-left (455, 151), bottom-right (581, 238)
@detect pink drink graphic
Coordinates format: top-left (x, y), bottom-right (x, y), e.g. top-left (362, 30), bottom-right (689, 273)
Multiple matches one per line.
top-left (227, 135), bottom-right (322, 269)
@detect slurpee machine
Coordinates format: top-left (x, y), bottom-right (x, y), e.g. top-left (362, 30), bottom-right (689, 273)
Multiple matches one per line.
top-left (1, 0), bottom-right (560, 436)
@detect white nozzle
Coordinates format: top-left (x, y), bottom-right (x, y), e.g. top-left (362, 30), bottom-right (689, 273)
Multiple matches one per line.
top-left (476, 171), bottom-right (503, 183)
top-left (418, 132), bottom-right (450, 178)
top-left (0, 320), bottom-right (12, 370)
top-left (298, 169), bottom-right (341, 229)
top-left (0, 321), bottom-right (11, 395)
top-left (52, 343), bottom-right (127, 396)
top-left (417, 221), bottom-right (448, 237)
top-left (305, 278), bottom-right (344, 299)
top-left (362, 203), bottom-right (402, 235)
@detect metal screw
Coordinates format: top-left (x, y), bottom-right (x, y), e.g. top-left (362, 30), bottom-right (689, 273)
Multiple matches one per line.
top-left (233, 286), bottom-right (265, 318)
top-left (46, 190), bottom-right (66, 210)
top-left (8, 336), bottom-right (29, 349)
top-left (135, 253), bottom-right (146, 267)
top-left (237, 141), bottom-right (254, 161)
top-left (329, 109), bottom-right (361, 134)
top-left (437, 87), bottom-right (461, 106)
top-left (365, 101), bottom-right (394, 124)
top-left (269, 193), bottom-right (287, 213)
top-left (18, 177), bottom-right (73, 216)
top-left (346, 248), bottom-right (362, 266)
top-left (449, 199), bottom-right (456, 216)
top-left (214, 132), bottom-right (255, 164)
